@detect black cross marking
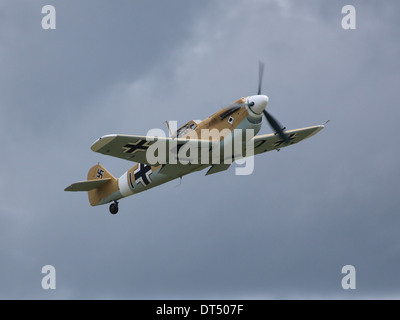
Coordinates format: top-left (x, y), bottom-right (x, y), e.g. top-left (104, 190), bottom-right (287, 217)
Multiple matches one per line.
top-left (134, 163), bottom-right (152, 186)
top-left (96, 168), bottom-right (104, 179)
top-left (122, 140), bottom-right (152, 154)
top-left (273, 133), bottom-right (297, 148)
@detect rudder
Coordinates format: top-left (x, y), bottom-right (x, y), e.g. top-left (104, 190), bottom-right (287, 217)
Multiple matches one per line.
top-left (87, 164), bottom-right (119, 206)
top-left (87, 163), bottom-right (115, 181)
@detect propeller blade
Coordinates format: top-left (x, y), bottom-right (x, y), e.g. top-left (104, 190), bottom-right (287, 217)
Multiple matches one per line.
top-left (263, 109), bottom-right (289, 143)
top-left (257, 60), bottom-right (265, 95)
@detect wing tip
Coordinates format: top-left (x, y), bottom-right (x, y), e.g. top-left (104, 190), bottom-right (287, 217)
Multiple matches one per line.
top-left (91, 134), bottom-right (117, 152)
top-left (317, 120), bottom-right (330, 130)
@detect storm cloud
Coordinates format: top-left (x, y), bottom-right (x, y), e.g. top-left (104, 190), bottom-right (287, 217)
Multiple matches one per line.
top-left (0, 0), bottom-right (399, 299)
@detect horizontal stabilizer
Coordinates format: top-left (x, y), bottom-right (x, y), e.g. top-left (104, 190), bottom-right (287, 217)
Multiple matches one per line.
top-left (64, 178), bottom-right (111, 192)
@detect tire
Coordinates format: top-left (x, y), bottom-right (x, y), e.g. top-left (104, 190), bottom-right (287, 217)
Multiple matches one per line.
top-left (109, 202), bottom-right (119, 214)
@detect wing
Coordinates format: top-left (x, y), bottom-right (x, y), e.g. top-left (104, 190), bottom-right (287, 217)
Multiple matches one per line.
top-left (251, 125), bottom-right (324, 155)
top-left (91, 134), bottom-right (214, 165)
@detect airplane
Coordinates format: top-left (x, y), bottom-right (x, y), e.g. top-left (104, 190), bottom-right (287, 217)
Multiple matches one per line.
top-left (65, 62), bottom-right (325, 214)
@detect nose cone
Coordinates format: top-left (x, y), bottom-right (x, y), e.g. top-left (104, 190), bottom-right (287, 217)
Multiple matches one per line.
top-left (247, 95), bottom-right (269, 115)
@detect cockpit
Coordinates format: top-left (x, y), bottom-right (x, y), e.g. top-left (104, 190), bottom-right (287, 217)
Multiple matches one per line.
top-left (172, 120), bottom-right (200, 138)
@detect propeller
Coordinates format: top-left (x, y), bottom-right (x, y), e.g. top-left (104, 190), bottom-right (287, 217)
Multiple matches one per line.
top-left (257, 61), bottom-right (289, 144)
top-left (257, 60), bottom-right (264, 95)
top-left (228, 61), bottom-right (289, 144)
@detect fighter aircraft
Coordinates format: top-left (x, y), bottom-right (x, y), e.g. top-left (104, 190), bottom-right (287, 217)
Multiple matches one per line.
top-left (65, 62), bottom-right (325, 214)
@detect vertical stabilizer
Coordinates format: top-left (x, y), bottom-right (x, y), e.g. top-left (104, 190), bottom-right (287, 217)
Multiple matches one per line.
top-left (87, 164), bottom-right (119, 206)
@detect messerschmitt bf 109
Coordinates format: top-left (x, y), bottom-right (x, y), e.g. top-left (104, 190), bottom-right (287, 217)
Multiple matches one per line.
top-left (65, 62), bottom-right (325, 214)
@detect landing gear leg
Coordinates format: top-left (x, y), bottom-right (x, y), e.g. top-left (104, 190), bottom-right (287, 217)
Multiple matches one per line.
top-left (109, 201), bottom-right (119, 215)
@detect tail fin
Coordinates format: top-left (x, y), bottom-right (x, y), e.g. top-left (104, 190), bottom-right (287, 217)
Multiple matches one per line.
top-left (87, 164), bottom-right (119, 206)
top-left (87, 163), bottom-right (115, 181)
top-left (65, 164), bottom-right (119, 206)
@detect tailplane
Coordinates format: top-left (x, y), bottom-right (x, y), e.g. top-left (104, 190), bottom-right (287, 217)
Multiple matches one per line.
top-left (64, 163), bottom-right (119, 206)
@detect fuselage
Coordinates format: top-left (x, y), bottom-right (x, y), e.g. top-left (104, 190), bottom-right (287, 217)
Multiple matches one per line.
top-left (96, 96), bottom-right (265, 205)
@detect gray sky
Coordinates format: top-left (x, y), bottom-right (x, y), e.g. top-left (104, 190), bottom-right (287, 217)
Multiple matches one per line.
top-left (1, 0), bottom-right (400, 299)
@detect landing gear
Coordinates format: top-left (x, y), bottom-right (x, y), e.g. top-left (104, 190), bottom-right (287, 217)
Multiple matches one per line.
top-left (109, 201), bottom-right (119, 215)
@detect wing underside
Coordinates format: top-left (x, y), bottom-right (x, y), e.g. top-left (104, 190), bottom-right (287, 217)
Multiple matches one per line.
top-left (250, 125), bottom-right (324, 156)
top-left (91, 134), bottom-right (214, 165)
top-left (90, 125), bottom-right (324, 166)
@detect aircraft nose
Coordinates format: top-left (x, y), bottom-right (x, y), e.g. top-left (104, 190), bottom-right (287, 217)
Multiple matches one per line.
top-left (247, 95), bottom-right (269, 115)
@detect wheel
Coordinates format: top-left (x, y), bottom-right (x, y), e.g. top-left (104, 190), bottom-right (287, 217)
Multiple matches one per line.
top-left (109, 201), bottom-right (119, 214)
top-left (109, 203), bottom-right (118, 214)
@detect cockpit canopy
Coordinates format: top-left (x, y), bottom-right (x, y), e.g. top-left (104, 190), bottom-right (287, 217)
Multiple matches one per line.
top-left (172, 120), bottom-right (201, 138)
